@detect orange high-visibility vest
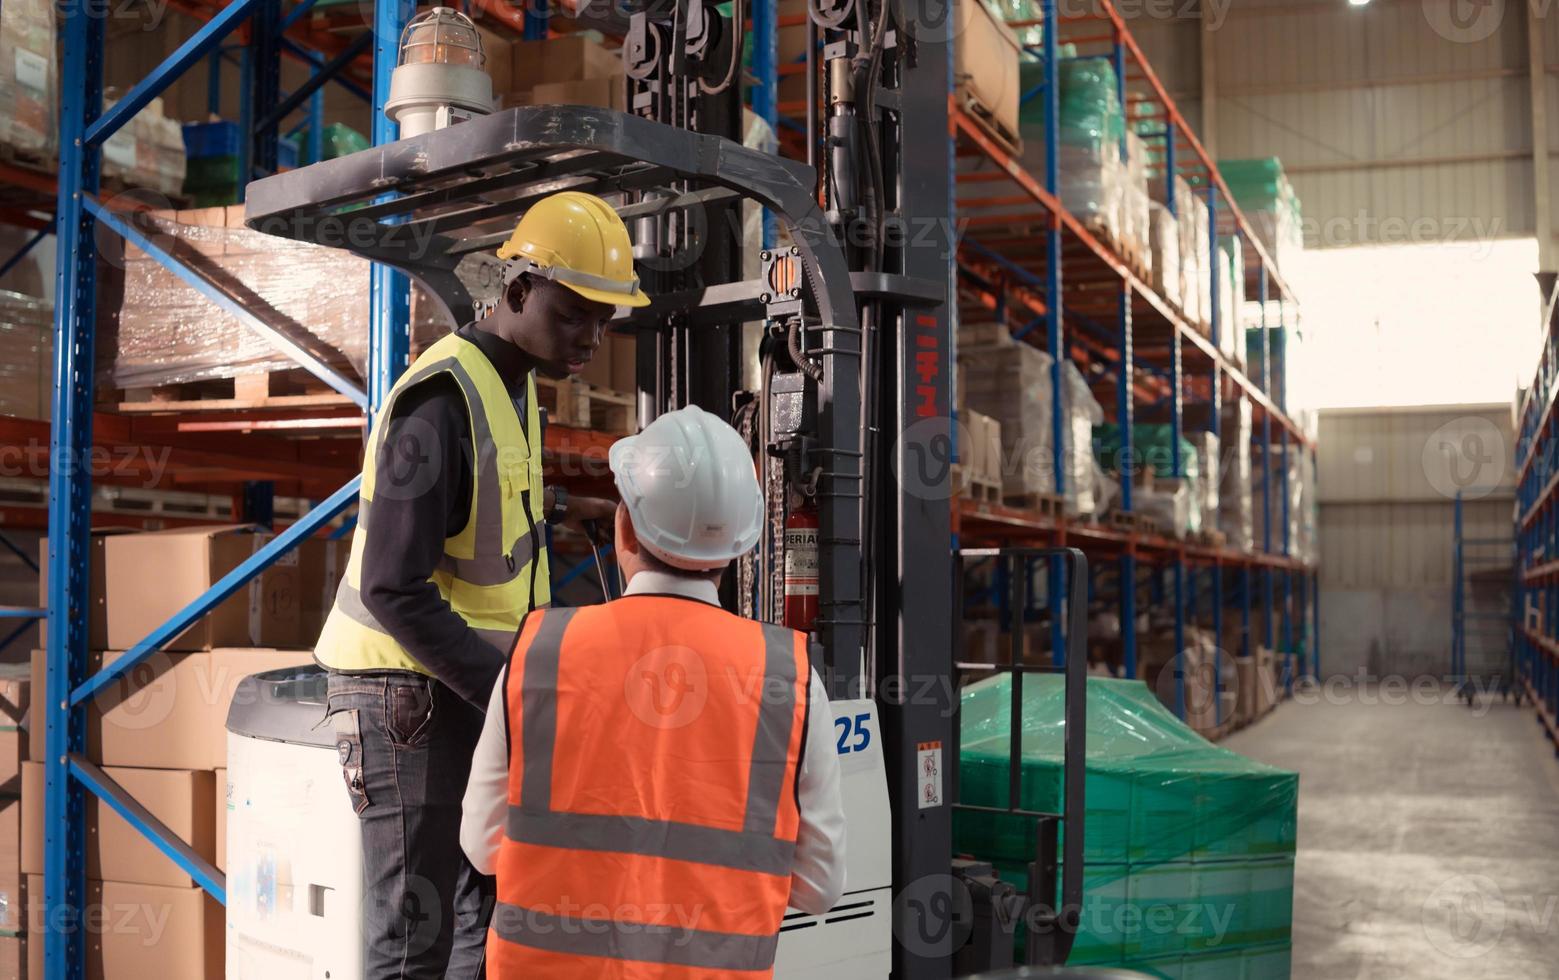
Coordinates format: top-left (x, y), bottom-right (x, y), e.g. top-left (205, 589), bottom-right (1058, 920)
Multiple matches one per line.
top-left (490, 596), bottom-right (811, 980)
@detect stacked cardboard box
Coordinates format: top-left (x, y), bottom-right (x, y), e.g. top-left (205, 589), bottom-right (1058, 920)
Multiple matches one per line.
top-left (954, 0), bottom-right (1023, 148)
top-left (959, 324), bottom-right (1106, 514)
top-left (959, 410), bottom-right (1004, 496)
top-left (22, 525), bottom-right (342, 979)
top-left (0, 665), bottom-right (27, 975)
top-left (505, 36), bottom-right (625, 111)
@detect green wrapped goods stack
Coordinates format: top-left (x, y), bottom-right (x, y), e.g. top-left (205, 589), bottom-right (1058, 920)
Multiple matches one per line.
top-left (955, 674), bottom-right (1298, 976)
top-left (986, 0), bottom-right (1042, 50)
top-left (1217, 157), bottom-right (1304, 275)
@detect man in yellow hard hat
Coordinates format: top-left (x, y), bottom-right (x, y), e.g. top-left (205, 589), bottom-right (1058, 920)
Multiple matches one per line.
top-left (314, 190), bottom-right (650, 979)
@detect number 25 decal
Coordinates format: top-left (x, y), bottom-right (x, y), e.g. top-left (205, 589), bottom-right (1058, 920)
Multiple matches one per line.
top-left (835, 712), bottom-right (872, 755)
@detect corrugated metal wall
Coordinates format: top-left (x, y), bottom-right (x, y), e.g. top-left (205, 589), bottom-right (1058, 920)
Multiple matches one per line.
top-left (1318, 405), bottom-right (1514, 677)
top-left (1128, 0), bottom-right (1538, 247)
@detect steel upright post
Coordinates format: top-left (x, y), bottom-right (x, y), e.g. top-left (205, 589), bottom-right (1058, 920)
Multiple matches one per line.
top-left (47, 3), bottom-right (106, 976)
top-left (369, 0), bottom-right (416, 410)
top-left (1119, 287), bottom-right (1136, 678)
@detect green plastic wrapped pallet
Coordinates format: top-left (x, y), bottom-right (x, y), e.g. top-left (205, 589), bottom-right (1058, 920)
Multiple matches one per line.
top-left (954, 675), bottom-right (1297, 973)
top-left (1093, 424), bottom-right (1198, 483)
top-left (1018, 49), bottom-right (1122, 152)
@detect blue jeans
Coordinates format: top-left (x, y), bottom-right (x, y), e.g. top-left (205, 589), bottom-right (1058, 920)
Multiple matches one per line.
top-left (325, 671), bottom-right (493, 980)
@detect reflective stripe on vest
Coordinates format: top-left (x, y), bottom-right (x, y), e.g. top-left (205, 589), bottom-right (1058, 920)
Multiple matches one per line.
top-left (313, 332), bottom-right (548, 675)
top-left (490, 601), bottom-right (808, 978)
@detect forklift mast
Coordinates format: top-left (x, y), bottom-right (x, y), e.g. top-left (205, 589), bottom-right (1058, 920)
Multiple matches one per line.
top-left (241, 1), bottom-right (1082, 973)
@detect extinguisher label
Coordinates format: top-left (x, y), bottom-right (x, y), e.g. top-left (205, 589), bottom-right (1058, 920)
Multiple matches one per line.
top-left (784, 528), bottom-right (819, 596)
top-left (917, 741), bottom-right (943, 809)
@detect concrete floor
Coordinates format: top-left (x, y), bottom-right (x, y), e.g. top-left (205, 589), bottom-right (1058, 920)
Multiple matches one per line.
top-left (1222, 685), bottom-right (1559, 979)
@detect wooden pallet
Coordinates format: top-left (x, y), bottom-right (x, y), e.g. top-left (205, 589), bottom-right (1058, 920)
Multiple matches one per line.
top-left (536, 377), bottom-right (637, 435)
top-left (955, 90), bottom-right (1022, 158)
top-left (1107, 510), bottom-right (1164, 538)
top-left (954, 465), bottom-right (1003, 504)
top-left (1003, 491), bottom-right (1064, 519)
top-left (116, 367), bottom-right (354, 413)
top-left (1192, 528), bottom-right (1228, 548)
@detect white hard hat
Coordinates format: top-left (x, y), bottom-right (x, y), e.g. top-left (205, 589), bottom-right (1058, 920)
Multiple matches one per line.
top-left (608, 405), bottom-right (763, 571)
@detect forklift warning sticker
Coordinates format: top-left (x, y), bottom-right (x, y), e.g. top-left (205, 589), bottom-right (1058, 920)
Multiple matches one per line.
top-left (917, 741), bottom-right (943, 809)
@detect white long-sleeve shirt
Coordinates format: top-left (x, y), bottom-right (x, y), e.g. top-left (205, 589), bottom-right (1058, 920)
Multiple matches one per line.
top-left (460, 569), bottom-right (848, 914)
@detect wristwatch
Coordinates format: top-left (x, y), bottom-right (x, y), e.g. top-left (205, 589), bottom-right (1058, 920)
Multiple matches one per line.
top-left (545, 485), bottom-right (570, 525)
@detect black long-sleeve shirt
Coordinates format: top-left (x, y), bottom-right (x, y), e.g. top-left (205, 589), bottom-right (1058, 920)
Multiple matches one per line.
top-left (359, 323), bottom-right (534, 706)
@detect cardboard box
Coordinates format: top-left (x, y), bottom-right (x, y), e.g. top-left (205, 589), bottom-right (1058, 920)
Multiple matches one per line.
top-left (213, 769), bottom-right (226, 874)
top-left (28, 648), bottom-right (314, 770)
top-left (476, 24), bottom-right (512, 105)
top-left (1255, 646), bottom-right (1278, 715)
top-left (104, 526), bottom-right (304, 652)
top-left (577, 331), bottom-right (637, 394)
top-left (0, 872), bottom-right (24, 935)
top-left (0, 935), bottom-right (23, 979)
top-left (0, 796), bottom-right (19, 878)
top-left (953, 0), bottom-right (1022, 143)
top-left (0, 663), bottom-right (27, 732)
top-left (298, 538), bottom-right (349, 646)
top-left (509, 36), bottom-right (620, 95)
top-left (523, 75), bottom-right (627, 112)
top-left (1236, 655), bottom-right (1257, 724)
top-left (0, 731), bottom-right (21, 798)
top-left (38, 529), bottom-right (127, 649)
top-left (22, 764), bottom-right (215, 888)
top-left (26, 877), bottom-right (223, 980)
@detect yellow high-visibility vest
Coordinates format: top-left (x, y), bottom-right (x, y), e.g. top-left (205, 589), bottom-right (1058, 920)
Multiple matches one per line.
top-left (315, 332), bottom-right (550, 674)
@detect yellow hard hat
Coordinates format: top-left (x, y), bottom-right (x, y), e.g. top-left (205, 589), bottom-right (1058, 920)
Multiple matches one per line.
top-left (496, 191), bottom-right (651, 308)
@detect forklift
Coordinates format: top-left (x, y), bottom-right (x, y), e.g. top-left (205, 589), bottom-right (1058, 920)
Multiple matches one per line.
top-left (244, 0), bottom-right (1088, 974)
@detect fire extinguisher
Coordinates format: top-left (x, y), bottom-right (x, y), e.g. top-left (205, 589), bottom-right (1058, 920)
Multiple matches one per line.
top-left (783, 505), bottom-right (820, 632)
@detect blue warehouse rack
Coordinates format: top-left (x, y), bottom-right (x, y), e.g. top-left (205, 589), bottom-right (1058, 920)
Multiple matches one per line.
top-left (42, 1), bottom-right (410, 975)
top-left (1515, 279), bottom-right (1559, 753)
top-left (945, 0), bottom-right (1320, 732)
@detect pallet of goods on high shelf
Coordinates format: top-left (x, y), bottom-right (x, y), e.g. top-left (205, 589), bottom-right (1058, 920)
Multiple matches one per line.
top-left (956, 408), bottom-right (1005, 504)
top-left (1018, 49), bottom-right (1146, 265)
top-left (0, 290), bottom-right (51, 420)
top-left (953, 0), bottom-right (1024, 154)
top-left (1194, 396), bottom-right (1253, 553)
top-left (97, 204), bottom-right (451, 412)
top-left (101, 93), bottom-right (187, 198)
top-left (1093, 423), bottom-right (1215, 540)
top-left (0, 0), bottom-right (56, 173)
top-left (956, 670), bottom-right (1296, 975)
top-left (1219, 157), bottom-right (1305, 279)
top-left (1148, 175), bottom-right (1211, 331)
top-left (959, 322), bottom-right (1108, 518)
top-left (1215, 234), bottom-right (1245, 367)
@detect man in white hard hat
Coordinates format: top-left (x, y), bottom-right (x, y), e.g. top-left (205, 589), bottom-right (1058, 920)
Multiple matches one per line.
top-left (460, 405), bottom-right (847, 978)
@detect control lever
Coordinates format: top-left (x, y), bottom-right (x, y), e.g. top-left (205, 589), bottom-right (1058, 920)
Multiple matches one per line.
top-left (583, 519), bottom-right (617, 602)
